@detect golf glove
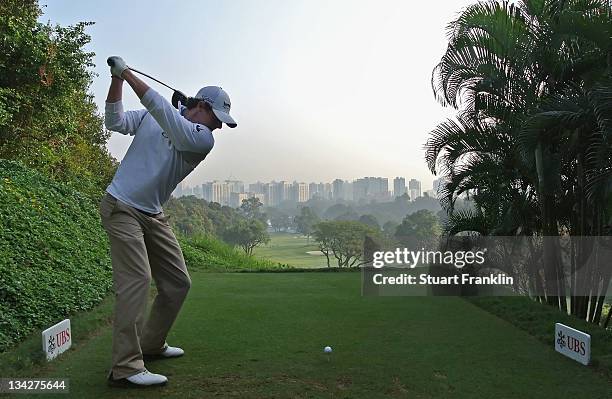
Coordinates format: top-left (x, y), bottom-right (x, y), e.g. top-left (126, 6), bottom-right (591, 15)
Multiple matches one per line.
top-left (107, 56), bottom-right (129, 79)
top-left (172, 90), bottom-right (187, 109)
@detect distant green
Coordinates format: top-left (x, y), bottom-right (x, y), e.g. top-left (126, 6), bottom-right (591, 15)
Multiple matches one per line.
top-left (252, 232), bottom-right (326, 268)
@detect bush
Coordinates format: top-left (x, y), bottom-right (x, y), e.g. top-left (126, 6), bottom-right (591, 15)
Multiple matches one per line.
top-left (0, 1), bottom-right (119, 204)
top-left (0, 159), bottom-right (112, 351)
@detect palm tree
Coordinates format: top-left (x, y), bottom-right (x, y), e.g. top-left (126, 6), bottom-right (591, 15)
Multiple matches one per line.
top-left (426, 0), bottom-right (612, 324)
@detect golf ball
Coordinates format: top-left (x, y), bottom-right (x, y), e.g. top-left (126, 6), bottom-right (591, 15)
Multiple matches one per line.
top-left (324, 346), bottom-right (332, 353)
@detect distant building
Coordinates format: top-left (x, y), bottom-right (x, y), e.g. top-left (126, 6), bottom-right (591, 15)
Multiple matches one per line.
top-left (345, 181), bottom-right (354, 201)
top-left (432, 177), bottom-right (446, 198)
top-left (202, 183), bottom-right (211, 201)
top-left (249, 182), bottom-right (265, 194)
top-left (225, 180), bottom-right (244, 194)
top-left (297, 182), bottom-right (309, 202)
top-left (212, 181), bottom-right (230, 205)
top-left (409, 179), bottom-right (422, 201)
top-left (279, 181), bottom-right (291, 203)
top-left (393, 177), bottom-right (406, 197)
top-left (308, 182), bottom-right (319, 199)
top-left (353, 177), bottom-right (389, 202)
top-left (172, 181), bottom-right (184, 198)
top-left (309, 182), bottom-right (333, 200)
top-left (182, 185), bottom-right (194, 196)
top-left (264, 182), bottom-right (279, 207)
top-left (332, 179), bottom-right (345, 200)
top-left (288, 182), bottom-right (298, 203)
top-left (287, 182), bottom-right (308, 203)
top-left (192, 184), bottom-right (203, 199)
top-left (323, 183), bottom-right (332, 200)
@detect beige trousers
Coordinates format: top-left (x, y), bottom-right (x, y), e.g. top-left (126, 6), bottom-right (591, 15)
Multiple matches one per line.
top-left (99, 192), bottom-right (191, 380)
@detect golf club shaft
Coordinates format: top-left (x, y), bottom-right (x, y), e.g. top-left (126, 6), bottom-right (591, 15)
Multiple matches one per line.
top-left (128, 67), bottom-right (179, 92)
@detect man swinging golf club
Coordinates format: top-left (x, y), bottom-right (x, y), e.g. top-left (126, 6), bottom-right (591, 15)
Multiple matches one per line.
top-left (99, 56), bottom-right (237, 388)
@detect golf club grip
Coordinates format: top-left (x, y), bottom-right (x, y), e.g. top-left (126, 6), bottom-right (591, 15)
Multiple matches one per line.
top-left (106, 59), bottom-right (183, 100)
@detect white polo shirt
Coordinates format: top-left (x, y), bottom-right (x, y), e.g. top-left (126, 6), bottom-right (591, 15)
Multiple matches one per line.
top-left (104, 88), bottom-right (214, 214)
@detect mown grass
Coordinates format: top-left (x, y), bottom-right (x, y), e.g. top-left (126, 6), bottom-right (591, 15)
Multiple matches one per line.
top-left (10, 272), bottom-right (612, 398)
top-left (252, 232), bottom-right (327, 268)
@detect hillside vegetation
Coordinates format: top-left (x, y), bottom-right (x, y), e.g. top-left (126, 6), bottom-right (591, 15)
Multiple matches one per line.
top-left (0, 160), bottom-right (112, 350)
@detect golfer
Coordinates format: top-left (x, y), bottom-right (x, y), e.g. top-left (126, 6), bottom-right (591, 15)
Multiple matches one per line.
top-left (99, 56), bottom-right (237, 387)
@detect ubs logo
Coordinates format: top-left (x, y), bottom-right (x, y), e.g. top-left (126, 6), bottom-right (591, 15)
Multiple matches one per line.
top-left (557, 331), bottom-right (565, 348)
top-left (48, 335), bottom-right (56, 354)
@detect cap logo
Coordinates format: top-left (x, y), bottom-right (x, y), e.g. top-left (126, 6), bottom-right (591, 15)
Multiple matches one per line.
top-left (223, 101), bottom-right (231, 111)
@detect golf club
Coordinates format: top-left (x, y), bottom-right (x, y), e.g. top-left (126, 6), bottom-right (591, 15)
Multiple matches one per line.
top-left (107, 57), bottom-right (187, 108)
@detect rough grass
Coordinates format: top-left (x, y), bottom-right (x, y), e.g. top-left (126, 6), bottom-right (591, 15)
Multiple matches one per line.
top-left (180, 234), bottom-right (295, 271)
top-left (468, 296), bottom-right (612, 380)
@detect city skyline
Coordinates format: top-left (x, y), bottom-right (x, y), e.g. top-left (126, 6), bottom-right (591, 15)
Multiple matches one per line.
top-left (174, 175), bottom-right (436, 192)
top-left (174, 175), bottom-right (441, 207)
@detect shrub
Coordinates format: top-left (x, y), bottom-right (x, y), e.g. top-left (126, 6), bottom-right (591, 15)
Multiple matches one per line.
top-left (0, 159), bottom-right (112, 351)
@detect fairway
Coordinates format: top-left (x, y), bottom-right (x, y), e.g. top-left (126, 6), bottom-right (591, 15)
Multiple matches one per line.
top-left (253, 233), bottom-right (326, 268)
top-left (21, 272), bottom-right (611, 398)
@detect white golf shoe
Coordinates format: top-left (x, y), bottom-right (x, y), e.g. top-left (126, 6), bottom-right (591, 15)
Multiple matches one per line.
top-left (144, 345), bottom-right (184, 359)
top-left (108, 369), bottom-right (167, 388)
top-left (126, 370), bottom-right (168, 386)
top-left (160, 346), bottom-right (184, 358)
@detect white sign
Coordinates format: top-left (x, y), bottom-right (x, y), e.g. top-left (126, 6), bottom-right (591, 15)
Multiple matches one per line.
top-left (555, 323), bottom-right (590, 365)
top-left (42, 319), bottom-right (72, 361)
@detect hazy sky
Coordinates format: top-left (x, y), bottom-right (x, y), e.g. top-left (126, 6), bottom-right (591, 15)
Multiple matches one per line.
top-left (40, 0), bottom-right (475, 190)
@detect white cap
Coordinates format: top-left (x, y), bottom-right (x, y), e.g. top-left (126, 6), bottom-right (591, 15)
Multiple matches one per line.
top-left (194, 86), bottom-right (237, 128)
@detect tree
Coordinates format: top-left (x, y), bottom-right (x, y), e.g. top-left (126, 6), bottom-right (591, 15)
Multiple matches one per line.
top-left (382, 220), bottom-right (399, 238)
top-left (240, 197), bottom-right (267, 224)
top-left (267, 208), bottom-right (291, 232)
top-left (394, 193), bottom-right (410, 203)
top-left (359, 214), bottom-right (380, 230)
top-left (312, 220), bottom-right (334, 267)
top-left (323, 203), bottom-right (351, 220)
top-left (0, 0), bottom-right (118, 202)
top-left (293, 206), bottom-right (320, 242)
top-left (164, 196), bottom-right (214, 237)
top-left (222, 219), bottom-right (270, 256)
top-left (335, 210), bottom-right (359, 221)
top-left (427, 0), bottom-right (612, 324)
top-left (395, 210), bottom-right (441, 250)
top-left (164, 196), bottom-right (252, 241)
top-left (313, 220), bottom-right (380, 267)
